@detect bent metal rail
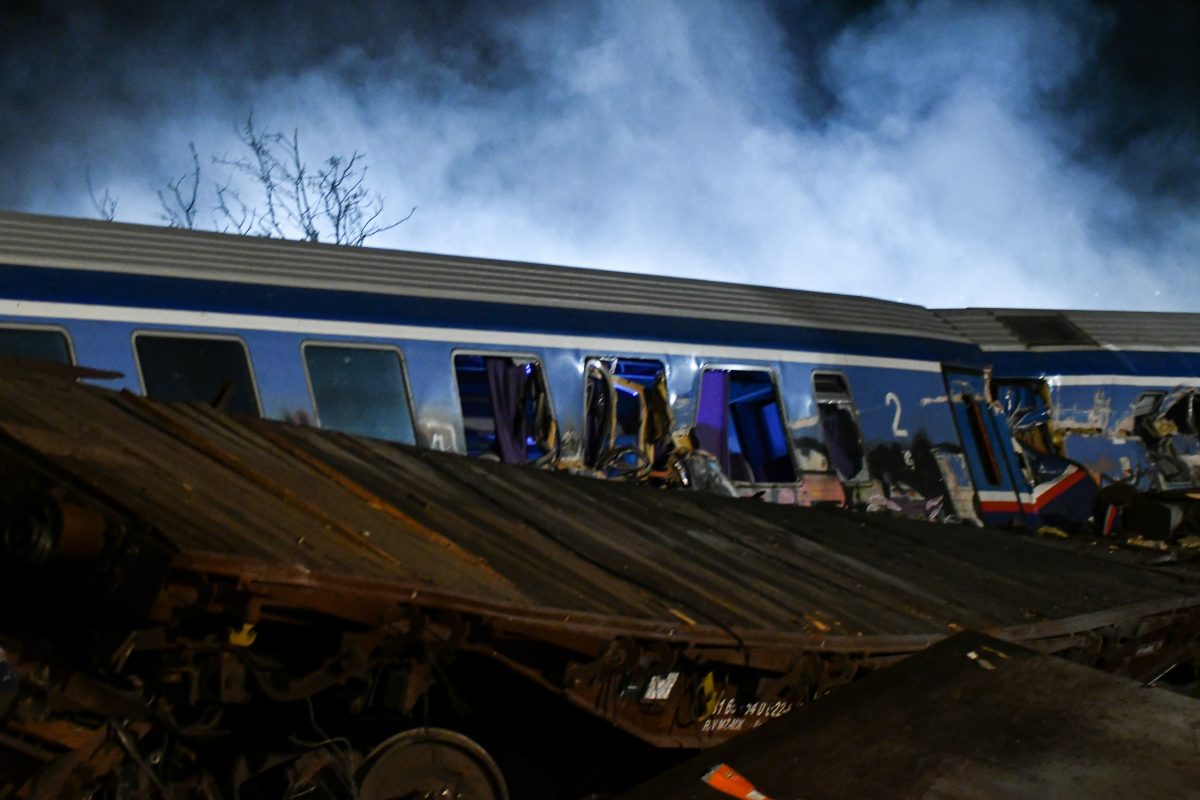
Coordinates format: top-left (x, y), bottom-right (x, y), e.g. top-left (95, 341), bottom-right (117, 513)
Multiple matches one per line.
top-left (1, 362), bottom-right (1199, 794)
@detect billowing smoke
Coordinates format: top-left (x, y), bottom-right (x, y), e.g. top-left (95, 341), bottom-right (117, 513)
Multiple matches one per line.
top-left (1, 0), bottom-right (1196, 310)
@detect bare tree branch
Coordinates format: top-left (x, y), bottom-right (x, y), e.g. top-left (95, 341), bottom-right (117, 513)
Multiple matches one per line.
top-left (157, 143), bottom-right (201, 229)
top-left (213, 174), bottom-right (257, 236)
top-left (114, 114), bottom-right (412, 245)
top-left (204, 115), bottom-right (412, 245)
top-left (86, 168), bottom-right (118, 221)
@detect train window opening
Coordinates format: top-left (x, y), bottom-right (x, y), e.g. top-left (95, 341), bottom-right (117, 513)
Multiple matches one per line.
top-left (812, 372), bottom-right (866, 481)
top-left (134, 333), bottom-right (260, 416)
top-left (1154, 387), bottom-right (1197, 436)
top-left (453, 353), bottom-right (556, 464)
top-left (0, 326), bottom-right (73, 364)
top-left (993, 378), bottom-right (1057, 455)
top-left (1133, 391), bottom-right (1169, 442)
top-left (304, 344), bottom-right (416, 444)
top-left (584, 358), bottom-right (669, 469)
top-left (695, 368), bottom-right (796, 484)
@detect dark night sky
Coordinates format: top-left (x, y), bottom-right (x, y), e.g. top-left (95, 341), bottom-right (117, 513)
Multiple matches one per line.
top-left (1, 0), bottom-right (1197, 310)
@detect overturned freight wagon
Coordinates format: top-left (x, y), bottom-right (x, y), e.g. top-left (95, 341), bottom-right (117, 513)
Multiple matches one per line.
top-left (2, 363), bottom-right (1200, 799)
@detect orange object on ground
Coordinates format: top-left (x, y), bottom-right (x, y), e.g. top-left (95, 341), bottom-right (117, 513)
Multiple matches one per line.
top-left (701, 763), bottom-right (776, 800)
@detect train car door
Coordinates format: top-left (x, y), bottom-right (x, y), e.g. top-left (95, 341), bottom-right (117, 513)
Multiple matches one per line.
top-left (942, 366), bottom-right (1030, 526)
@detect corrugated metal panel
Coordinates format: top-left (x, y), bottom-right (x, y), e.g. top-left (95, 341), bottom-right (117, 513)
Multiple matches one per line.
top-left (935, 309), bottom-right (1027, 349)
top-left (937, 307), bottom-right (1200, 351)
top-left (1068, 310), bottom-right (1200, 349)
top-left (620, 632), bottom-right (1200, 800)
top-left (0, 211), bottom-right (968, 342)
top-left (0, 362), bottom-right (1196, 645)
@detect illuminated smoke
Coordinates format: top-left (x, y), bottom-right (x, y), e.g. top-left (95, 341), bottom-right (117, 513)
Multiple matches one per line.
top-left (1, 0), bottom-right (1196, 311)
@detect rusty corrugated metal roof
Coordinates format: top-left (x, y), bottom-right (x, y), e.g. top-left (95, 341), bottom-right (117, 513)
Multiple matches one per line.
top-left (0, 361), bottom-right (1197, 650)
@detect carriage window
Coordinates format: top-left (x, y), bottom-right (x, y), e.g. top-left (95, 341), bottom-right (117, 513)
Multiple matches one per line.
top-left (0, 327), bottom-right (72, 364)
top-left (304, 344), bottom-right (415, 444)
top-left (584, 358), bottom-right (669, 468)
top-left (1150, 387), bottom-right (1197, 437)
top-left (813, 372), bottom-right (866, 481)
top-left (992, 378), bottom-right (1057, 454)
top-left (134, 334), bottom-right (260, 416)
top-left (695, 368), bottom-right (796, 484)
top-left (1132, 391), bottom-right (1168, 442)
top-left (453, 354), bottom-right (556, 464)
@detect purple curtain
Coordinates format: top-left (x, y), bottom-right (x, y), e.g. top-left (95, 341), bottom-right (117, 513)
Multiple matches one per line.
top-left (819, 405), bottom-right (863, 480)
top-left (485, 357), bottom-right (530, 464)
top-left (695, 371), bottom-right (731, 475)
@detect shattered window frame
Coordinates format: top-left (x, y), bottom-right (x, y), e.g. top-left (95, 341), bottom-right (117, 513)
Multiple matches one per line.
top-left (811, 370), bottom-right (869, 483)
top-left (1151, 387), bottom-right (1198, 436)
top-left (450, 349), bottom-right (558, 464)
top-left (582, 356), bottom-right (668, 471)
top-left (132, 330), bottom-right (263, 417)
top-left (301, 340), bottom-right (418, 444)
top-left (0, 322), bottom-right (75, 365)
top-left (991, 377), bottom-right (1060, 456)
top-left (695, 364), bottom-right (799, 485)
top-left (1132, 390), bottom-right (1168, 441)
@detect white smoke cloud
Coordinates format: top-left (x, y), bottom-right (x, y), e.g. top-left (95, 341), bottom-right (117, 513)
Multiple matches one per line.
top-left (12, 0), bottom-right (1199, 311)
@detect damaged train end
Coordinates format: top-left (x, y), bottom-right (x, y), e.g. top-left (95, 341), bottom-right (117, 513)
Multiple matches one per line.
top-left (939, 308), bottom-right (1200, 543)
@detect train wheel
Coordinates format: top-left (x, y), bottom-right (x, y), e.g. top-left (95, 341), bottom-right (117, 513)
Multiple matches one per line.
top-left (355, 728), bottom-right (508, 800)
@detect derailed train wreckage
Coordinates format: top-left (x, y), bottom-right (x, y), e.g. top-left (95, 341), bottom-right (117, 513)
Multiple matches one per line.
top-left (2, 366), bottom-right (1200, 798)
top-left (4, 211), bottom-right (1200, 545)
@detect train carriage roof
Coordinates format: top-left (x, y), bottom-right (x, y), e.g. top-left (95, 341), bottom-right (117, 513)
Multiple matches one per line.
top-left (936, 307), bottom-right (1200, 351)
top-left (0, 211), bottom-right (968, 342)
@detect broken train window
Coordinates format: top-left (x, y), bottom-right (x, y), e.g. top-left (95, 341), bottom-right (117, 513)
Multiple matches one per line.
top-left (453, 353), bottom-right (556, 464)
top-left (1133, 388), bottom-right (1198, 442)
top-left (1153, 387), bottom-right (1196, 437)
top-left (584, 357), bottom-right (671, 476)
top-left (694, 368), bottom-right (797, 484)
top-left (992, 378), bottom-right (1059, 456)
top-left (1130, 388), bottom-right (1197, 486)
top-left (812, 372), bottom-right (866, 482)
top-left (1133, 391), bottom-right (1168, 442)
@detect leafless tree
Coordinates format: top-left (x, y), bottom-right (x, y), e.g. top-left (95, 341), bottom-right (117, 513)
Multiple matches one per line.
top-left (97, 116), bottom-right (414, 246)
top-left (201, 117), bottom-right (414, 245)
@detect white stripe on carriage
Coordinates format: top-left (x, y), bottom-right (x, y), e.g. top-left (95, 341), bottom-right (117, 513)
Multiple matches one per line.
top-left (0, 299), bottom-right (945, 373)
top-left (1048, 375), bottom-right (1200, 388)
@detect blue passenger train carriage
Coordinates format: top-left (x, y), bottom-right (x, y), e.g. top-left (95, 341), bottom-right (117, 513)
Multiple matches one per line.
top-left (938, 308), bottom-right (1200, 537)
top-left (0, 210), bottom-right (1073, 529)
